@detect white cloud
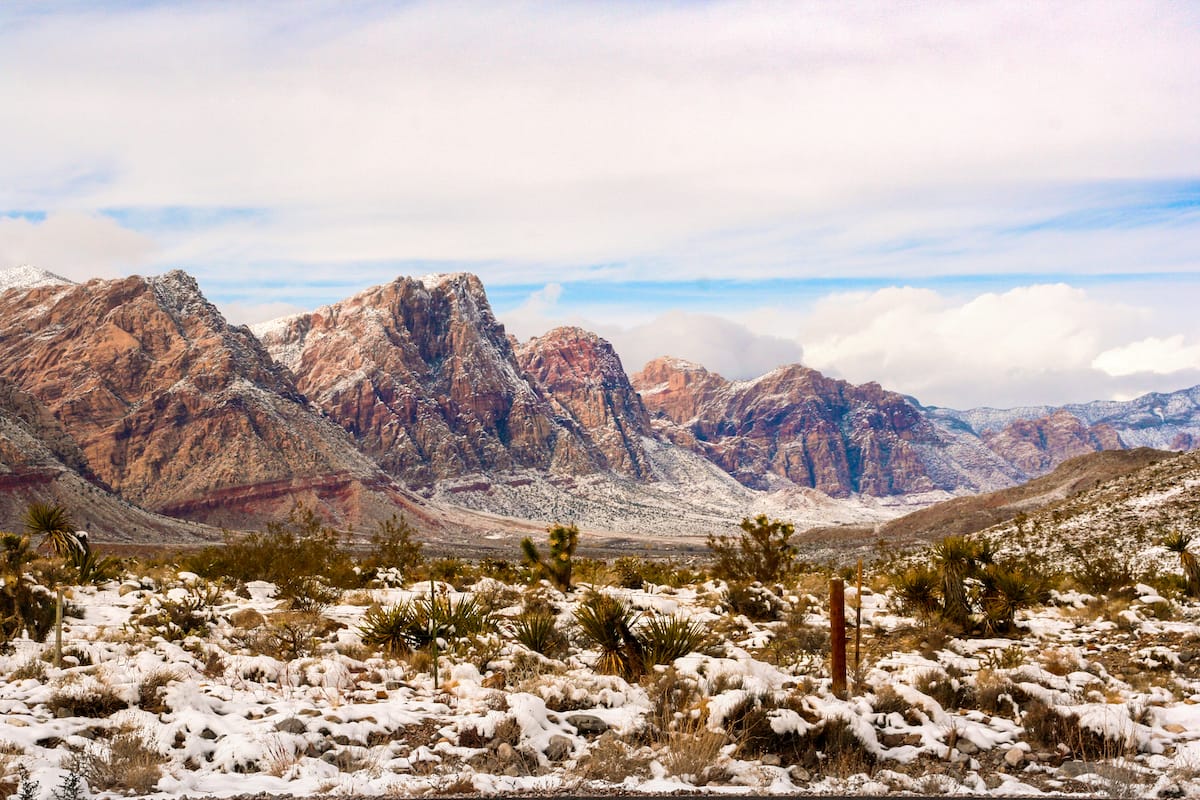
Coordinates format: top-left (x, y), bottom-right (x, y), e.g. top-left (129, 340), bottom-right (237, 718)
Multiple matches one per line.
top-left (0, 2), bottom-right (1196, 274)
top-left (0, 212), bottom-right (156, 280)
top-left (1093, 336), bottom-right (1200, 377)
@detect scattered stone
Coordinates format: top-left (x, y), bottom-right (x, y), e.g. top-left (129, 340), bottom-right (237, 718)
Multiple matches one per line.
top-left (545, 735), bottom-right (573, 762)
top-left (117, 582), bottom-right (141, 597)
top-left (881, 732), bottom-right (907, 748)
top-left (566, 714), bottom-right (608, 734)
top-left (903, 733), bottom-right (923, 746)
top-left (482, 672), bottom-right (506, 689)
top-left (323, 714), bottom-right (344, 724)
top-left (6, 718), bottom-right (28, 727)
top-left (496, 743), bottom-right (516, 762)
top-left (1163, 723), bottom-right (1187, 734)
top-left (762, 754), bottom-right (782, 767)
top-left (955, 738), bottom-right (979, 755)
top-left (299, 708), bottom-right (322, 717)
top-left (1059, 760), bottom-right (1091, 778)
top-left (230, 608), bottom-right (265, 629)
top-left (385, 681), bottom-right (404, 691)
top-left (788, 766), bottom-right (811, 783)
top-left (1004, 747), bottom-right (1025, 767)
top-left (375, 690), bottom-right (389, 700)
top-left (275, 717), bottom-right (308, 734)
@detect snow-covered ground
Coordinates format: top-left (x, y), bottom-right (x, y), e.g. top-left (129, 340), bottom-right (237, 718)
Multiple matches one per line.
top-left (4, 562), bottom-right (1200, 799)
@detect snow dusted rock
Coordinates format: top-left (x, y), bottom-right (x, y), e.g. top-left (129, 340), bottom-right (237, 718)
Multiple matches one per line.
top-left (516, 326), bottom-right (654, 479)
top-left (0, 264), bottom-right (73, 293)
top-left (980, 408), bottom-right (1122, 475)
top-left (0, 271), bottom-right (434, 530)
top-left (632, 357), bottom-right (944, 496)
top-left (255, 273), bottom-right (601, 486)
top-left (1004, 746), bottom-right (1025, 767)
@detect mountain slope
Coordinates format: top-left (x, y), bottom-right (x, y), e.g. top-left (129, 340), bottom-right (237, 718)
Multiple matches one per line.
top-left (255, 274), bottom-right (602, 487)
top-left (0, 271), bottom-right (435, 530)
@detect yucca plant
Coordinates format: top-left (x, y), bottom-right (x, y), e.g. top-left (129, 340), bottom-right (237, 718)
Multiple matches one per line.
top-left (521, 523), bottom-right (579, 591)
top-left (69, 546), bottom-right (123, 585)
top-left (509, 609), bottom-right (566, 657)
top-left (932, 536), bottom-right (988, 628)
top-left (891, 565), bottom-right (941, 621)
top-left (24, 503), bottom-right (84, 558)
top-left (639, 614), bottom-right (712, 666)
top-left (979, 564), bottom-right (1048, 634)
top-left (360, 593), bottom-right (495, 655)
top-left (574, 592), bottom-right (644, 680)
top-left (1162, 530), bottom-right (1200, 597)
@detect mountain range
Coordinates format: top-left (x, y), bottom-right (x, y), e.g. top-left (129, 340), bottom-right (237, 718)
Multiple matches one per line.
top-left (1, 265), bottom-right (1197, 542)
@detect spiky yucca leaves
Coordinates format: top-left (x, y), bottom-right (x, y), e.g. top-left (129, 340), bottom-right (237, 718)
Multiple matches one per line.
top-left (639, 614), bottom-right (713, 666)
top-left (23, 503), bottom-right (84, 558)
top-left (574, 592), bottom-right (644, 680)
top-left (68, 547), bottom-right (123, 585)
top-left (1162, 530), bottom-right (1200, 597)
top-left (509, 610), bottom-right (567, 657)
top-left (979, 564), bottom-right (1049, 634)
top-left (932, 536), bottom-right (990, 628)
top-left (891, 565), bottom-right (941, 621)
top-left (521, 523), bottom-right (579, 591)
top-left (360, 593), bottom-right (495, 655)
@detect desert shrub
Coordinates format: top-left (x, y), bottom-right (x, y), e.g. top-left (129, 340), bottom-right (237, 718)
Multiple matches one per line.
top-left (130, 582), bottom-right (223, 641)
top-left (8, 658), bottom-right (47, 682)
top-left (360, 514), bottom-right (424, 582)
top-left (68, 546), bottom-right (123, 585)
top-left (1064, 541), bottom-right (1142, 596)
top-left (64, 727), bottom-right (166, 794)
top-left (0, 570), bottom-right (57, 646)
top-left (872, 685), bottom-right (912, 716)
top-left (890, 565), bottom-right (942, 621)
top-left (914, 670), bottom-right (974, 711)
top-left (1162, 529), bottom-right (1200, 597)
top-left (639, 614), bottom-right (713, 666)
top-left (707, 514), bottom-right (796, 585)
top-left (979, 564), bottom-right (1051, 633)
top-left (721, 581), bottom-right (784, 622)
top-left (573, 731), bottom-right (652, 782)
top-left (612, 557), bottom-right (648, 589)
top-left (574, 592), bottom-right (643, 680)
top-left (722, 691), bottom-right (816, 764)
top-left (47, 674), bottom-right (128, 718)
top-left (137, 667), bottom-right (182, 714)
top-left (820, 717), bottom-right (876, 778)
top-left (974, 669), bottom-right (1016, 715)
top-left (509, 610), bottom-right (567, 658)
top-left (760, 602), bottom-right (828, 669)
top-left (183, 505), bottom-right (359, 606)
top-left (521, 523), bottom-right (578, 591)
top-left (980, 644), bottom-right (1026, 669)
top-left (644, 667), bottom-right (728, 784)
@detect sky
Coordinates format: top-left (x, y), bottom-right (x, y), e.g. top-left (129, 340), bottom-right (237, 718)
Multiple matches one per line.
top-left (1, 1), bottom-right (1198, 409)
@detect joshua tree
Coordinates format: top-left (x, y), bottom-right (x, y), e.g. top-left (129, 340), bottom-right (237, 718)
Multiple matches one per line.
top-left (23, 503), bottom-right (84, 558)
top-left (521, 523), bottom-right (579, 591)
top-left (1162, 530), bottom-right (1200, 597)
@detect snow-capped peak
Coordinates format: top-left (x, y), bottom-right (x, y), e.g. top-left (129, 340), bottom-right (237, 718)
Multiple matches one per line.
top-left (0, 265), bottom-right (75, 293)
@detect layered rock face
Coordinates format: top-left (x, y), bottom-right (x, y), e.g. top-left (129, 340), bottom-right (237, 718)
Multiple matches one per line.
top-left (632, 357), bottom-right (942, 496)
top-left (516, 327), bottom-right (654, 478)
top-left (980, 409), bottom-right (1123, 475)
top-left (256, 274), bottom-right (599, 486)
top-left (0, 272), bottom-right (428, 528)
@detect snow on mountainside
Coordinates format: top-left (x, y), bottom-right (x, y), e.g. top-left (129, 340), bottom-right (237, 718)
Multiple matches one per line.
top-left (0, 264), bottom-right (74, 292)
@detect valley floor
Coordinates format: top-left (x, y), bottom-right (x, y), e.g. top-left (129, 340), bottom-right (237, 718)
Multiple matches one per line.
top-left (2, 571), bottom-right (1200, 799)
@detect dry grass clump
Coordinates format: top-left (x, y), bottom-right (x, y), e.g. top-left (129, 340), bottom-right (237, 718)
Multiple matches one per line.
top-left (973, 669), bottom-right (1016, 716)
top-left (872, 685), bottom-right (913, 716)
top-left (913, 670), bottom-right (974, 711)
top-left (46, 673), bottom-right (128, 718)
top-left (1040, 648), bottom-right (1082, 676)
top-left (137, 666), bottom-right (183, 714)
top-left (573, 731), bottom-right (652, 782)
top-left (64, 726), bottom-right (167, 795)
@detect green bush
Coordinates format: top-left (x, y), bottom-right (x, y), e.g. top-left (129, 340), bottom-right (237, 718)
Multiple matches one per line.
top-left (706, 514), bottom-right (796, 585)
top-left (639, 614), bottom-right (712, 666)
top-left (509, 610), bottom-right (567, 658)
top-left (359, 592), bottom-right (494, 655)
top-left (574, 592), bottom-right (643, 680)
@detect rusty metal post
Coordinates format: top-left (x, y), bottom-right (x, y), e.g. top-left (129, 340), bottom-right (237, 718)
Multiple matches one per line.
top-left (830, 577), bottom-right (846, 697)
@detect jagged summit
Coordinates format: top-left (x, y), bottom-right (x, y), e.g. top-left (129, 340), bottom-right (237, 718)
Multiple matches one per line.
top-left (0, 265), bottom-right (75, 293)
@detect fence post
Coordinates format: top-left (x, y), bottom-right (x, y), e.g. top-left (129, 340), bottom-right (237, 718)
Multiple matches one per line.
top-left (830, 577), bottom-right (846, 697)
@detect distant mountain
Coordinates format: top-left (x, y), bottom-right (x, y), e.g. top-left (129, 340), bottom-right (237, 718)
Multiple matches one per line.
top-left (0, 265), bottom-right (73, 293)
top-left (0, 270), bottom-right (436, 530)
top-left (253, 274), bottom-right (605, 487)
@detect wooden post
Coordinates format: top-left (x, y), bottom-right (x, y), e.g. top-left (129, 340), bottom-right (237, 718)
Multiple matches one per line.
top-left (854, 559), bottom-right (863, 688)
top-left (430, 580), bottom-right (439, 690)
top-left (830, 577), bottom-right (846, 697)
top-left (55, 586), bottom-right (64, 668)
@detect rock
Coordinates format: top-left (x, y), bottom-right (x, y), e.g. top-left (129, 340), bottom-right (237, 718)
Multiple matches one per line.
top-left (118, 582), bottom-right (141, 597)
top-left (1004, 747), bottom-right (1025, 767)
top-left (955, 739), bottom-right (979, 755)
top-left (275, 717), bottom-right (308, 734)
top-left (516, 327), bottom-right (655, 478)
top-left (199, 728), bottom-right (218, 740)
top-left (1163, 723), bottom-right (1187, 734)
top-left (762, 753), bottom-right (782, 767)
top-left (481, 671), bottom-right (506, 690)
top-left (566, 714), bottom-right (609, 734)
top-left (903, 733), bottom-right (924, 746)
top-left (631, 358), bottom-right (943, 495)
top-left (1059, 760), bottom-right (1091, 778)
top-left (256, 274), bottom-right (606, 487)
top-left (545, 735), bottom-right (574, 762)
top-left (982, 410), bottom-right (1121, 477)
top-left (230, 608), bottom-right (265, 629)
top-left (881, 732), bottom-right (908, 748)
top-left (6, 718), bottom-right (28, 727)
top-left (0, 270), bottom-right (428, 530)
top-left (788, 766), bottom-right (811, 783)
top-left (495, 743), bottom-right (516, 762)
